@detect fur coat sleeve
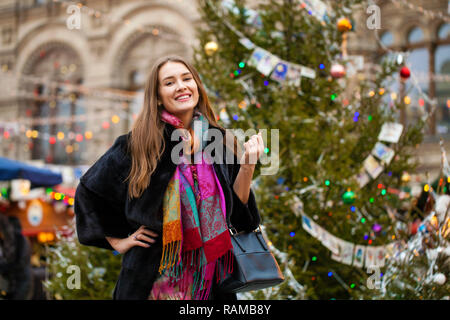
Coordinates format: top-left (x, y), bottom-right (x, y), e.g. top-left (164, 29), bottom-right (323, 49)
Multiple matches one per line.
top-left (74, 134), bottom-right (132, 250)
top-left (227, 156), bottom-right (261, 232)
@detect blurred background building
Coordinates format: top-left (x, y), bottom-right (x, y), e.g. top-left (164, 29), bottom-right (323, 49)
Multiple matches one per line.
top-left (0, 0), bottom-right (201, 167)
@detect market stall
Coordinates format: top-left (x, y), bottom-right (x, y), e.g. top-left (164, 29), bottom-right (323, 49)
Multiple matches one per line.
top-left (0, 156), bottom-right (71, 299)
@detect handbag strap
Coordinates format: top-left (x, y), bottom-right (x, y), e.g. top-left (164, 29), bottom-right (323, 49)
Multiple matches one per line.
top-left (226, 198), bottom-right (259, 235)
top-left (228, 225), bottom-right (269, 253)
top-left (255, 231), bottom-right (268, 250)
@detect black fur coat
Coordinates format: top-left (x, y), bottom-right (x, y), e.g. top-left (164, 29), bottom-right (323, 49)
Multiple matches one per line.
top-left (74, 123), bottom-right (261, 300)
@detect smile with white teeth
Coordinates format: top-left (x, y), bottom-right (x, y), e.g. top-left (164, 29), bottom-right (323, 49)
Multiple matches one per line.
top-left (175, 94), bottom-right (191, 101)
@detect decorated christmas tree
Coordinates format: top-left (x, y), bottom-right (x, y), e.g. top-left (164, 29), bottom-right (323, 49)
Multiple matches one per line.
top-left (376, 141), bottom-right (450, 300)
top-left (192, 0), bottom-right (442, 299)
top-left (43, 219), bottom-right (122, 300)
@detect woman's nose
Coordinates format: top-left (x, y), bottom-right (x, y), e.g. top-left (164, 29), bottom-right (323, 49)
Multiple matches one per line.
top-left (176, 80), bottom-right (187, 91)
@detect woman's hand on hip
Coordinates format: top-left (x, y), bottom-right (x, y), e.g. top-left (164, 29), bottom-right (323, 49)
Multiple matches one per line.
top-left (105, 225), bottom-right (159, 254)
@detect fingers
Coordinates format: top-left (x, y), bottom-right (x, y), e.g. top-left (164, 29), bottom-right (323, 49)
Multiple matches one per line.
top-left (141, 227), bottom-right (159, 238)
top-left (244, 140), bottom-right (255, 164)
top-left (256, 132), bottom-right (264, 156)
top-left (244, 136), bottom-right (258, 151)
top-left (132, 226), bottom-right (159, 248)
top-left (257, 132), bottom-right (263, 145)
top-left (136, 225), bottom-right (158, 238)
top-left (249, 133), bottom-right (263, 149)
top-left (244, 133), bottom-right (264, 164)
top-left (134, 233), bottom-right (156, 244)
top-left (133, 240), bottom-right (151, 248)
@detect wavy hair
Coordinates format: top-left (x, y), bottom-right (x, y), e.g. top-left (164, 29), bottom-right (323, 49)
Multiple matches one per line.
top-left (125, 55), bottom-right (236, 199)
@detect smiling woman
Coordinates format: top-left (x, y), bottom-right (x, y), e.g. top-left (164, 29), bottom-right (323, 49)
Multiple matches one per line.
top-left (157, 62), bottom-right (200, 128)
top-left (74, 54), bottom-right (264, 300)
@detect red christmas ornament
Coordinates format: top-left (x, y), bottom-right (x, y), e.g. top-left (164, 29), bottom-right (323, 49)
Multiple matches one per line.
top-left (400, 66), bottom-right (410, 80)
top-left (409, 219), bottom-right (420, 235)
top-left (418, 98), bottom-right (425, 107)
top-left (331, 63), bottom-right (346, 79)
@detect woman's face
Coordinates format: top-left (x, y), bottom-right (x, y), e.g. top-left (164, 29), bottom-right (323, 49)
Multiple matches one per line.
top-left (158, 61), bottom-right (200, 118)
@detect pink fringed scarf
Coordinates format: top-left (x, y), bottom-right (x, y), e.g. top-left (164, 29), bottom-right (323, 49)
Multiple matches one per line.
top-left (149, 108), bottom-right (233, 300)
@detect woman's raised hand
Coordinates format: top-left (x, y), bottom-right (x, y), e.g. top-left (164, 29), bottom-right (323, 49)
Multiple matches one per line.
top-left (106, 225), bottom-right (159, 254)
top-left (240, 132), bottom-right (264, 168)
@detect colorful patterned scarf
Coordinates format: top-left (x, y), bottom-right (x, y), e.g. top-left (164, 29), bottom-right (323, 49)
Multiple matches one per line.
top-left (152, 108), bottom-right (233, 300)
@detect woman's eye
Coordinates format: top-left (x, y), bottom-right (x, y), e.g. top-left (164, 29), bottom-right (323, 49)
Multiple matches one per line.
top-left (165, 78), bottom-right (191, 85)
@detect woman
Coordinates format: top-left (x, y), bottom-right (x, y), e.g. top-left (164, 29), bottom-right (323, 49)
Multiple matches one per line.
top-left (74, 55), bottom-right (264, 300)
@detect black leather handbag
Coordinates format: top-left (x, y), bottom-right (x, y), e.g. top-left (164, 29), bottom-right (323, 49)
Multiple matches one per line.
top-left (217, 225), bottom-right (285, 293)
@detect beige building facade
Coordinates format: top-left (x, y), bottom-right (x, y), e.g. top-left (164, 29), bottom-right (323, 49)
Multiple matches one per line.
top-left (0, 0), bottom-right (201, 166)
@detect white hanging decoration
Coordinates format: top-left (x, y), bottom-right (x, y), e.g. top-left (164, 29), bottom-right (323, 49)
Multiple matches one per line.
top-left (433, 273), bottom-right (446, 285)
top-left (219, 108), bottom-right (230, 125)
top-left (435, 195), bottom-right (450, 223)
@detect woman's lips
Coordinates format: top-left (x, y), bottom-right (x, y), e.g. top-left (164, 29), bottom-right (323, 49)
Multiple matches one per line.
top-left (175, 94), bottom-right (191, 102)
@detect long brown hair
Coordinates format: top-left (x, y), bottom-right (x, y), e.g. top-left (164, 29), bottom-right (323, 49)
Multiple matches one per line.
top-left (125, 55), bottom-right (235, 200)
